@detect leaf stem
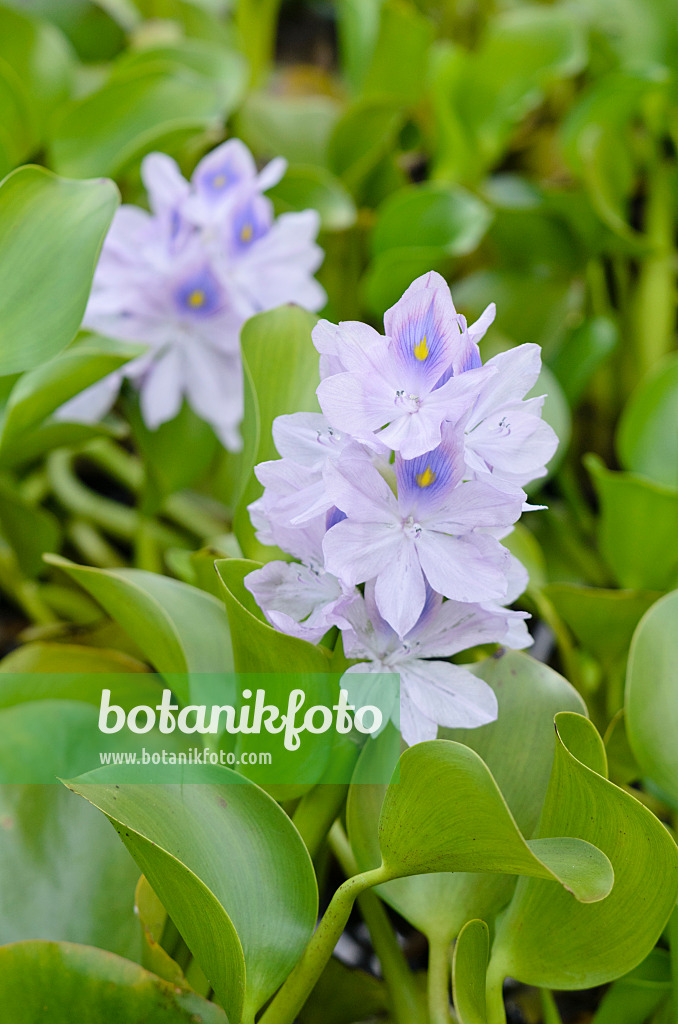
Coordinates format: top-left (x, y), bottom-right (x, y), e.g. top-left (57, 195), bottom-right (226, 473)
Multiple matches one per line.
top-left (427, 934), bottom-right (453, 1024)
top-left (485, 958), bottom-right (507, 1024)
top-left (258, 864), bottom-right (390, 1024)
top-left (329, 823), bottom-right (427, 1024)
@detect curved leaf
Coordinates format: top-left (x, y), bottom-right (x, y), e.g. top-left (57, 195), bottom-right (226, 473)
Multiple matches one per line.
top-left (625, 588), bottom-right (678, 806)
top-left (0, 166), bottom-right (119, 374)
top-left (0, 940), bottom-right (226, 1023)
top-left (44, 556), bottom-right (233, 696)
top-left (348, 651), bottom-right (586, 939)
top-left (452, 919), bottom-right (489, 1024)
top-left (67, 764), bottom-right (318, 1023)
top-left (490, 713), bottom-right (678, 989)
top-left (617, 352), bottom-right (678, 489)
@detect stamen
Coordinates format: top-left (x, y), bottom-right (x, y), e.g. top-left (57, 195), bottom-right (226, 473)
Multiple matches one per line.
top-left (414, 334), bottom-right (429, 361)
top-left (188, 289), bottom-right (206, 308)
top-left (240, 223), bottom-right (254, 242)
top-left (416, 465), bottom-right (436, 488)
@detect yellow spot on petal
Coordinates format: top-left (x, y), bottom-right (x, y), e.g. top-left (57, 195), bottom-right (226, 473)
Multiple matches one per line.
top-left (213, 174), bottom-right (227, 188)
top-left (188, 289), bottom-right (206, 308)
top-left (416, 465), bottom-right (436, 488)
top-left (240, 223), bottom-right (254, 243)
top-left (414, 335), bottom-right (429, 361)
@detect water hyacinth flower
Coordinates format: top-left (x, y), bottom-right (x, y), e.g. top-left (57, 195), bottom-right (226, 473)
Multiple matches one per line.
top-left (245, 271), bottom-right (556, 745)
top-left (57, 139), bottom-right (326, 450)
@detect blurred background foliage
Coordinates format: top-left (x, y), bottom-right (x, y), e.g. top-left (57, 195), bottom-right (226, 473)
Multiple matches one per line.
top-left (0, 0), bottom-right (675, 739)
top-left (1, 1), bottom-right (678, 1021)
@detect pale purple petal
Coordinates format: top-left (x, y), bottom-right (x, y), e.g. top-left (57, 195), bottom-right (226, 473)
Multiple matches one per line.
top-left (416, 531), bottom-right (509, 603)
top-left (401, 660), bottom-right (498, 730)
top-left (323, 519), bottom-right (401, 586)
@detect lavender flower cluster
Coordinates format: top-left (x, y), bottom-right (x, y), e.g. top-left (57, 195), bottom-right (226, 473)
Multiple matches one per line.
top-left (245, 272), bottom-right (558, 745)
top-left (58, 140), bottom-right (326, 449)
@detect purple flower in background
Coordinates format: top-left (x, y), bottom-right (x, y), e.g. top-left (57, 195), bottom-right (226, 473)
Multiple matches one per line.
top-left (57, 140), bottom-right (326, 450)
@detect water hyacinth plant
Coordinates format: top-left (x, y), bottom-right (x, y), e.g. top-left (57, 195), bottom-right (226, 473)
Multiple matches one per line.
top-left (0, 2), bottom-right (678, 1024)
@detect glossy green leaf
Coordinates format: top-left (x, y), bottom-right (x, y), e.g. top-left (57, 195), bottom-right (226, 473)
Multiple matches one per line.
top-left (48, 64), bottom-right (224, 178)
top-left (617, 353), bottom-right (678, 489)
top-left (335, 0), bottom-right (384, 94)
top-left (626, 589), bottom-right (678, 807)
top-left (452, 919), bottom-right (489, 1024)
top-left (269, 165), bottom-right (357, 232)
top-left (0, 335), bottom-right (141, 456)
top-left (0, 781), bottom-right (141, 958)
top-left (490, 713), bottom-right (678, 989)
top-left (233, 305), bottom-right (320, 559)
top-left (377, 739), bottom-right (613, 902)
top-left (0, 166), bottom-right (119, 375)
top-left (67, 764), bottom-right (318, 1022)
top-left (134, 874), bottom-right (188, 986)
top-left (297, 956), bottom-right (389, 1024)
top-left (44, 556), bottom-right (233, 693)
top-left (0, 941), bottom-right (227, 1022)
top-left (372, 183), bottom-right (492, 258)
top-left (348, 651), bottom-right (586, 940)
top-left (586, 455), bottom-right (678, 591)
top-left (215, 557), bottom-right (339, 795)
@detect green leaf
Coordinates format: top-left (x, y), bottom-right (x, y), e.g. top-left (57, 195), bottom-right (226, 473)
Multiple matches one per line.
top-left (348, 651), bottom-right (586, 940)
top-left (269, 164), bottom-right (357, 232)
top-left (44, 556), bottom-right (233, 693)
top-left (0, 335), bottom-right (141, 456)
top-left (0, 5), bottom-right (72, 137)
top-left (134, 874), bottom-right (187, 986)
top-left (490, 713), bottom-right (678, 989)
top-left (0, 784), bottom-right (143, 958)
top-left (233, 305), bottom-right (320, 559)
top-left (0, 940), bottom-right (227, 1022)
top-left (362, 245), bottom-right (446, 315)
top-left (0, 166), bottom-right (119, 375)
top-left (215, 557), bottom-right (339, 795)
top-left (452, 919), bottom-right (489, 1024)
top-left (550, 316), bottom-right (618, 404)
top-left (113, 37), bottom-right (248, 116)
top-left (0, 641), bottom-right (158, 711)
top-left (617, 353), bottom-right (678, 489)
top-left (361, 0), bottom-right (434, 106)
top-left (328, 98), bottom-right (403, 192)
top-left (235, 92), bottom-right (342, 168)
top-left (626, 589), bottom-right (678, 807)
top-left (67, 765), bottom-right (318, 1023)
top-left (372, 183), bottom-right (492, 258)
top-left (544, 584), bottom-right (661, 666)
top-left (377, 738), bottom-right (613, 902)
top-left (591, 948), bottom-right (672, 1024)
top-left (48, 63), bottom-right (225, 178)
top-left (297, 956), bottom-right (389, 1024)
top-left (585, 455), bottom-right (678, 590)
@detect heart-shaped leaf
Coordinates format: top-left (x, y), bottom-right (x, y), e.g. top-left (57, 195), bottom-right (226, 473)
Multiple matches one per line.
top-left (348, 651), bottom-right (586, 940)
top-left (67, 764), bottom-right (318, 1023)
top-left (0, 166), bottom-right (119, 374)
top-left (0, 941), bottom-right (227, 1023)
top-left (489, 712), bottom-right (678, 990)
top-left (377, 739), bottom-right (613, 902)
top-left (625, 588), bottom-right (678, 807)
